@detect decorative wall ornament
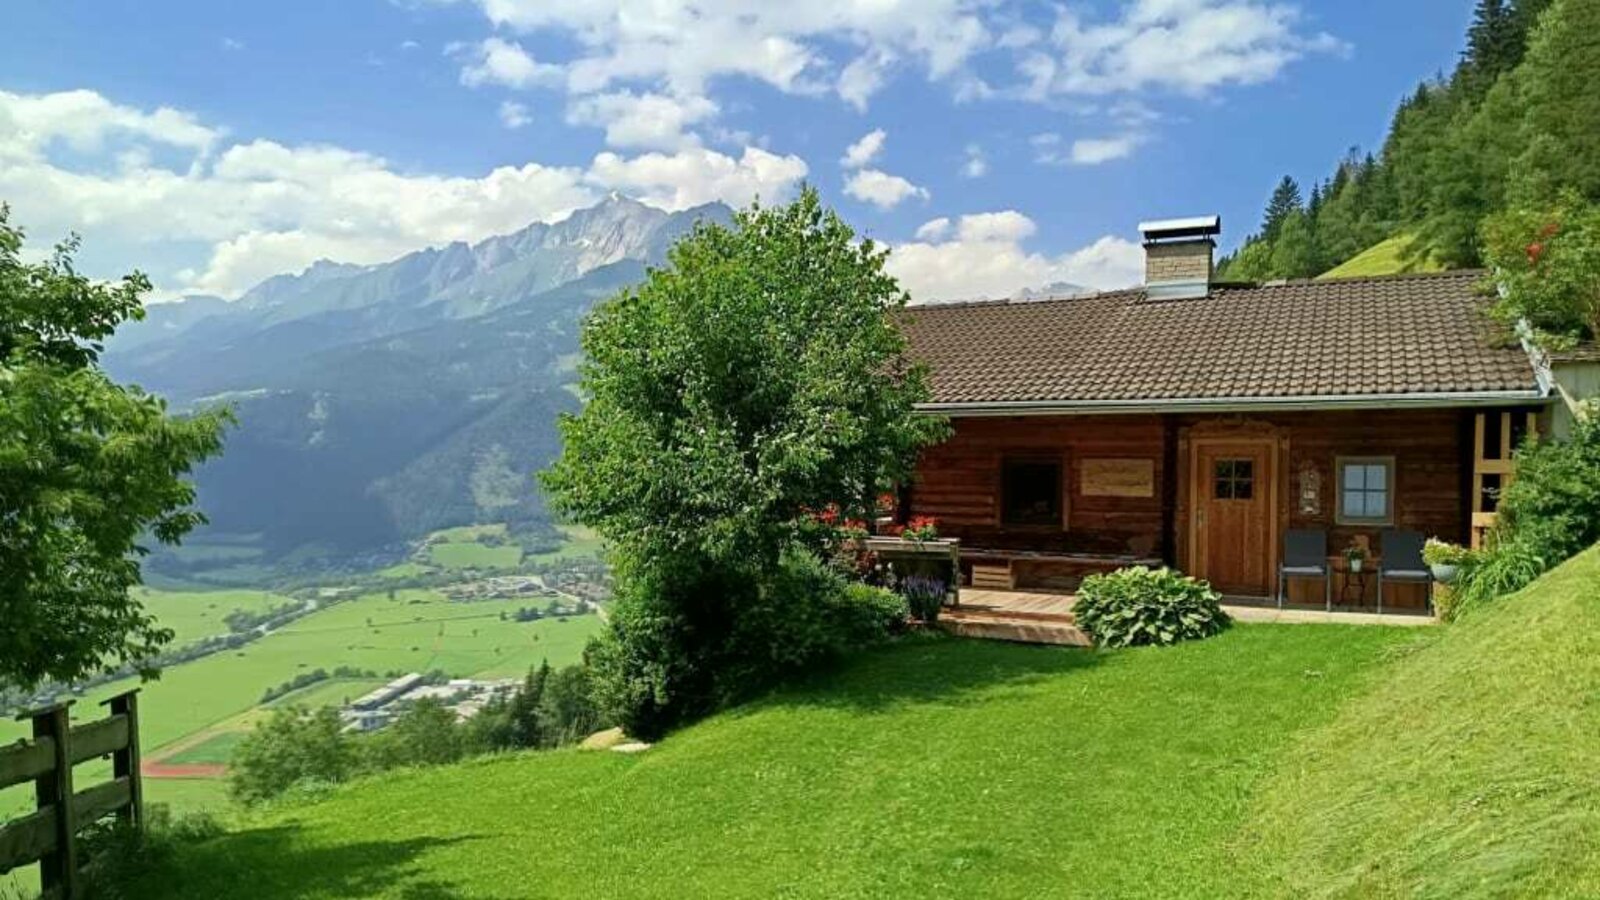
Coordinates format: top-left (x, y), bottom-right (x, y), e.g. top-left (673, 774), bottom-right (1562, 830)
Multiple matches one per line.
top-left (1297, 461), bottom-right (1322, 516)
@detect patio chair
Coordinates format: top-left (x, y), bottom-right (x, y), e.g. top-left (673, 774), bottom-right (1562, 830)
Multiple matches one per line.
top-left (1278, 529), bottom-right (1331, 611)
top-left (1378, 529), bottom-right (1433, 615)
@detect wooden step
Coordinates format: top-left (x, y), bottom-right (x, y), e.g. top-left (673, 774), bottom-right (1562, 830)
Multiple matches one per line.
top-left (937, 613), bottom-right (1090, 647)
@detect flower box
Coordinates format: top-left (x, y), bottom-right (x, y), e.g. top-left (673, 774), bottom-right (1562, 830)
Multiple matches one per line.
top-left (862, 537), bottom-right (961, 604)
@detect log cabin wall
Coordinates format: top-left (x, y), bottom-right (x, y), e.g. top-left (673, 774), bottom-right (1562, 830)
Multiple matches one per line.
top-left (912, 407), bottom-right (1474, 602)
top-left (909, 415), bottom-right (1168, 559)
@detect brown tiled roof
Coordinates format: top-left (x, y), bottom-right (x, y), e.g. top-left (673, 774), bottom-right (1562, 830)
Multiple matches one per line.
top-left (898, 270), bottom-right (1542, 407)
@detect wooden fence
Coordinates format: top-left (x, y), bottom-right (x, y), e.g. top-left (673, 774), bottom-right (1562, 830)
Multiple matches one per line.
top-left (0, 691), bottom-right (143, 900)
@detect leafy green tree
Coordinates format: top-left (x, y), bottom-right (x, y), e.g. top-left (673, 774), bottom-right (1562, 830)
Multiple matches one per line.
top-left (543, 187), bottom-right (945, 737)
top-left (229, 707), bottom-right (355, 806)
top-left (1483, 191), bottom-right (1600, 343)
top-left (367, 698), bottom-right (465, 768)
top-left (1268, 209), bottom-right (1321, 278)
top-left (0, 209), bottom-right (229, 689)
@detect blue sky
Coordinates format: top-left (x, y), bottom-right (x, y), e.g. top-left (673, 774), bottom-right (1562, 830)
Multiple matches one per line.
top-left (0, 1), bottom-right (1473, 301)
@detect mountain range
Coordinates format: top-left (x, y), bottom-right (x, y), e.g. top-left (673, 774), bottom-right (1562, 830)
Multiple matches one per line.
top-left (107, 195), bottom-right (732, 567)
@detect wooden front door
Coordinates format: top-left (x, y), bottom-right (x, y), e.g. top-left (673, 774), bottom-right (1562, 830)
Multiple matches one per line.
top-left (1193, 441), bottom-right (1274, 596)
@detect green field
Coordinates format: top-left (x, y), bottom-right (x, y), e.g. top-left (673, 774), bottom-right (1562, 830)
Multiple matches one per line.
top-left (136, 587), bottom-right (293, 647)
top-left (1, 590), bottom-right (600, 754)
top-left (267, 677), bottom-right (390, 711)
top-left (424, 524), bottom-right (524, 570)
top-left (428, 541), bottom-right (522, 569)
top-left (526, 524), bottom-right (605, 563)
top-left (118, 545), bottom-right (1600, 899)
top-left (376, 561), bottom-right (435, 579)
top-left (1318, 233), bottom-right (1445, 279)
top-left (167, 732), bottom-right (249, 766)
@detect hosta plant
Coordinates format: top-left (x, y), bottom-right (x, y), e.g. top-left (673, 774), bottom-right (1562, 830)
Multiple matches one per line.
top-left (1074, 567), bottom-right (1230, 648)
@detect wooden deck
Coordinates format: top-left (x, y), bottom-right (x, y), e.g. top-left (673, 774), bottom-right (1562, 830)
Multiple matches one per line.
top-left (939, 588), bottom-right (1435, 646)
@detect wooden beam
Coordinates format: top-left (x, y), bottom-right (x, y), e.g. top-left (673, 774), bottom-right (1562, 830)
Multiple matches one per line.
top-left (0, 807), bottom-right (57, 871)
top-left (68, 715), bottom-right (129, 765)
top-left (72, 778), bottom-right (133, 831)
top-left (0, 737), bottom-right (55, 791)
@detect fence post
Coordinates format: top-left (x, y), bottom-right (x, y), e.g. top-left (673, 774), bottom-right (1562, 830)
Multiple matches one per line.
top-left (30, 702), bottom-right (78, 899)
top-left (104, 691), bottom-right (143, 830)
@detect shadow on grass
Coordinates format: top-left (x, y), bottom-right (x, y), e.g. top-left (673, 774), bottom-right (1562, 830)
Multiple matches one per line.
top-left (121, 825), bottom-right (502, 900)
top-left (755, 632), bottom-right (1104, 716)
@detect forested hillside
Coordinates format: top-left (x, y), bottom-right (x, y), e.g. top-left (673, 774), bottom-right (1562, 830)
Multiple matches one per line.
top-left (1220, 0), bottom-right (1597, 280)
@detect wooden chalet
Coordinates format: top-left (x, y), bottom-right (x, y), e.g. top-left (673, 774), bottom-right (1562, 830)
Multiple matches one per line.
top-left (897, 217), bottom-right (1552, 612)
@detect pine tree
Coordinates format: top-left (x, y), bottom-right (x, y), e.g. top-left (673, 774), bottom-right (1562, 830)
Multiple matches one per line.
top-left (1261, 176), bottom-right (1303, 241)
top-left (508, 659), bottom-right (552, 748)
top-left (1462, 0), bottom-right (1521, 94)
top-left (1513, 0), bottom-right (1600, 204)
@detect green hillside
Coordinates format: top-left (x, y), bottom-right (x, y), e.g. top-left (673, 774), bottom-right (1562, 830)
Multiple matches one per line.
top-left (1245, 545), bottom-right (1600, 896)
top-left (114, 546), bottom-right (1600, 898)
top-left (1317, 233), bottom-right (1446, 279)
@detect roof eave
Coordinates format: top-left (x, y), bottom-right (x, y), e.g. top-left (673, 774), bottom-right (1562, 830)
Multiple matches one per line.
top-left (916, 388), bottom-right (1552, 418)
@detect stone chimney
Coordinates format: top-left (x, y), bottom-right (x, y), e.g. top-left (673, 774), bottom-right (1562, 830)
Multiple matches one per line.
top-left (1140, 216), bottom-right (1220, 300)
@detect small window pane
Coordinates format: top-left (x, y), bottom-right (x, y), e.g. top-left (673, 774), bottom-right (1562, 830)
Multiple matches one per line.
top-left (1364, 464), bottom-right (1386, 491)
top-left (1343, 490), bottom-right (1365, 516)
top-left (1214, 461), bottom-right (1233, 481)
top-left (1234, 478), bottom-right (1253, 500)
top-left (1343, 465), bottom-right (1365, 490)
top-left (1214, 478), bottom-right (1231, 500)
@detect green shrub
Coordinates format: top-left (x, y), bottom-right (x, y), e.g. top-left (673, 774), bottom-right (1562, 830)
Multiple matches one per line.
top-left (1074, 567), bottom-right (1230, 648)
top-left (1452, 537), bottom-right (1548, 618)
top-left (589, 548), bottom-right (908, 739)
top-left (1498, 414), bottom-right (1600, 562)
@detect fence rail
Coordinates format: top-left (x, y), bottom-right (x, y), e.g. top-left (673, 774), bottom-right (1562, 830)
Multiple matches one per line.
top-left (0, 691), bottom-right (143, 900)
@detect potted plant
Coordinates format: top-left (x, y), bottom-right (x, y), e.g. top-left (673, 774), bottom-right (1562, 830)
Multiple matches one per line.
top-left (1343, 539), bottom-right (1368, 574)
top-left (1422, 538), bottom-right (1467, 584)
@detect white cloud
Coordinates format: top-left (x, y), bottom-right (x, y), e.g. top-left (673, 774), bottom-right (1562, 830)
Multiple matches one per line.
top-left (498, 100), bottom-right (532, 129)
top-left (1021, 0), bottom-right (1345, 98)
top-left (914, 217), bottom-right (951, 241)
top-left (961, 143), bottom-right (987, 178)
top-left (565, 91), bottom-right (717, 150)
top-left (843, 169), bottom-right (929, 210)
top-left (0, 88), bottom-right (809, 298)
top-left (838, 50), bottom-right (895, 111)
top-left (888, 210), bottom-right (1143, 302)
top-left (1032, 131), bottom-right (1143, 166)
top-left (455, 37), bottom-right (563, 90)
top-left (840, 128), bottom-right (886, 169)
top-left (449, 0), bottom-right (991, 104)
top-left (220, 37), bottom-right (245, 51)
top-left (1068, 134), bottom-right (1140, 164)
top-left (585, 145), bottom-right (807, 211)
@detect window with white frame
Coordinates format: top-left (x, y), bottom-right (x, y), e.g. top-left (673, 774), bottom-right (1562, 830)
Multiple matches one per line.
top-left (1337, 456), bottom-right (1394, 524)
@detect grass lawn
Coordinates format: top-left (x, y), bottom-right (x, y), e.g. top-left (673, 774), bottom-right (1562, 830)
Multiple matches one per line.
top-left (1242, 545), bottom-right (1600, 896)
top-left (124, 623), bottom-right (1423, 899)
top-left (1318, 233), bottom-right (1445, 279)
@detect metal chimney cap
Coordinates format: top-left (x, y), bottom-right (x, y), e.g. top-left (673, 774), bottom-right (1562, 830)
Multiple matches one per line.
top-left (1138, 215), bottom-right (1221, 240)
